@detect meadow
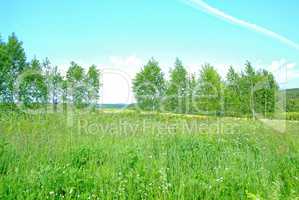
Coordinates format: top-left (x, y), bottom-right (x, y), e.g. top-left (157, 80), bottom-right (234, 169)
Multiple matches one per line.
top-left (1, 110), bottom-right (299, 199)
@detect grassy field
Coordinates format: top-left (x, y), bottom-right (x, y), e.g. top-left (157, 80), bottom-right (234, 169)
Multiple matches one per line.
top-left (1, 110), bottom-right (299, 199)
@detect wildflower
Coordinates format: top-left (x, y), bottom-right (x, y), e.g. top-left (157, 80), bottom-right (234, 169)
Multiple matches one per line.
top-left (216, 177), bottom-right (224, 182)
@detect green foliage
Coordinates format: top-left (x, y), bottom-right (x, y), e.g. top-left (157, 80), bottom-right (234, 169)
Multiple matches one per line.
top-left (239, 61), bottom-right (256, 115)
top-left (131, 59), bottom-right (283, 118)
top-left (67, 62), bottom-right (85, 83)
top-left (0, 37), bottom-right (10, 103)
top-left (0, 33), bottom-right (26, 104)
top-left (224, 62), bottom-right (279, 117)
top-left (66, 62), bottom-right (88, 108)
top-left (187, 73), bottom-right (197, 114)
top-left (196, 64), bottom-right (222, 115)
top-left (71, 147), bottom-right (93, 169)
top-left (86, 65), bottom-right (100, 109)
top-left (224, 66), bottom-right (241, 116)
top-left (133, 58), bottom-right (166, 111)
top-left (287, 99), bottom-right (299, 112)
top-left (41, 58), bottom-right (63, 111)
top-left (0, 32), bottom-right (102, 111)
top-left (61, 79), bottom-right (68, 112)
top-left (1, 111), bottom-right (299, 199)
top-left (164, 58), bottom-right (188, 113)
top-left (0, 32), bottom-right (296, 117)
top-left (18, 60), bottom-right (48, 109)
top-left (0, 138), bottom-right (9, 175)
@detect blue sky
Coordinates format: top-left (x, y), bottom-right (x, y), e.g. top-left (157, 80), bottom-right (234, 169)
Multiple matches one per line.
top-left (1, 0), bottom-right (299, 103)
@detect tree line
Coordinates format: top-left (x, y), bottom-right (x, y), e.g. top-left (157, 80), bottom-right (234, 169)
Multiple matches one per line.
top-left (133, 58), bottom-right (279, 117)
top-left (0, 33), bottom-right (280, 117)
top-left (0, 33), bottom-right (100, 111)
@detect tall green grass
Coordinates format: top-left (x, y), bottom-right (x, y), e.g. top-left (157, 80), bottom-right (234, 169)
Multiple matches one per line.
top-left (0, 111), bottom-right (299, 199)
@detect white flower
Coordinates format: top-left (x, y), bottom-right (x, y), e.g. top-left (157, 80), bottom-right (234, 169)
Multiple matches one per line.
top-left (216, 177), bottom-right (224, 182)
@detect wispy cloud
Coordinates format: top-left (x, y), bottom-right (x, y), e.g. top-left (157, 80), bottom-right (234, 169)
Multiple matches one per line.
top-left (182, 0), bottom-right (299, 51)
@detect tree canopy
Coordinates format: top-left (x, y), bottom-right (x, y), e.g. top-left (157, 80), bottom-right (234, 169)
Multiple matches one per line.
top-left (0, 33), bottom-right (101, 111)
top-left (0, 32), bottom-right (283, 117)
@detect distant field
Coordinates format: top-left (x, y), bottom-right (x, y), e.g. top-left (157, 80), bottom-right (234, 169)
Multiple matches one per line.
top-left (1, 111), bottom-right (299, 199)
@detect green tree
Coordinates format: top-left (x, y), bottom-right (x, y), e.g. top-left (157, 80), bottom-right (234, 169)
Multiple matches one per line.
top-left (66, 62), bottom-right (87, 108)
top-left (42, 58), bottom-right (52, 102)
top-left (133, 58), bottom-right (165, 111)
top-left (86, 65), bottom-right (100, 109)
top-left (186, 73), bottom-right (197, 114)
top-left (238, 61), bottom-right (279, 118)
top-left (196, 64), bottom-right (222, 115)
top-left (49, 66), bottom-right (62, 112)
top-left (239, 61), bottom-right (256, 117)
top-left (267, 72), bottom-right (279, 114)
top-left (287, 98), bottom-right (299, 112)
top-left (253, 69), bottom-right (278, 116)
top-left (18, 58), bottom-right (48, 109)
top-left (61, 79), bottom-right (68, 112)
top-left (224, 66), bottom-right (241, 116)
top-left (3, 33), bottom-right (26, 104)
top-left (0, 35), bottom-right (10, 105)
top-left (165, 58), bottom-right (188, 113)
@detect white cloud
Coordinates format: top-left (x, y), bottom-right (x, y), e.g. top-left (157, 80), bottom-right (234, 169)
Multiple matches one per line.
top-left (268, 59), bottom-right (299, 84)
top-left (268, 59), bottom-right (287, 72)
top-left (183, 0), bottom-right (299, 51)
top-left (286, 63), bottom-right (296, 70)
top-left (100, 55), bottom-right (144, 104)
top-left (100, 68), bottom-right (134, 104)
